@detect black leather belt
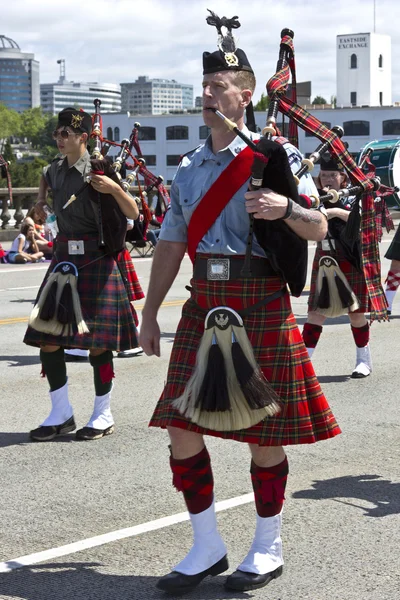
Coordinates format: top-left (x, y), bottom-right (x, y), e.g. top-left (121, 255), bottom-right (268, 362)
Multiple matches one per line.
top-left (55, 239), bottom-right (105, 253)
top-left (193, 257), bottom-right (276, 280)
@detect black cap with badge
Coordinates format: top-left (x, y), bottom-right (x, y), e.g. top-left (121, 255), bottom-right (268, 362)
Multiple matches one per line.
top-left (203, 10), bottom-right (254, 74)
top-left (57, 107), bottom-right (92, 135)
top-left (203, 10), bottom-right (256, 132)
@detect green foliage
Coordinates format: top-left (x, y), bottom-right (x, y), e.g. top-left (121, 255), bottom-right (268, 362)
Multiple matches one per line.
top-left (0, 105), bottom-right (60, 188)
top-left (311, 95), bottom-right (328, 105)
top-left (31, 114), bottom-right (58, 149)
top-left (254, 93), bottom-right (270, 111)
top-left (0, 103), bottom-right (21, 142)
top-left (2, 139), bottom-right (15, 164)
top-left (19, 107), bottom-right (48, 146)
top-left (8, 157), bottom-right (47, 188)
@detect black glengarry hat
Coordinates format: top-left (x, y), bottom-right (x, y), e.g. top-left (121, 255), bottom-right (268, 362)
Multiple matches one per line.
top-left (203, 10), bottom-right (254, 74)
top-left (57, 107), bottom-right (92, 135)
top-left (320, 143), bottom-right (349, 172)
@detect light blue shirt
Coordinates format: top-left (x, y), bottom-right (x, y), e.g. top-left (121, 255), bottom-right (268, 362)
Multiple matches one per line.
top-left (159, 126), bottom-right (318, 257)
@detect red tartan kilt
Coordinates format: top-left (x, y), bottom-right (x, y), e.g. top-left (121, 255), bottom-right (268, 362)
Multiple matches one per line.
top-left (308, 245), bottom-right (370, 314)
top-left (150, 259), bottom-right (341, 446)
top-left (24, 237), bottom-right (139, 351)
top-left (118, 249), bottom-right (144, 326)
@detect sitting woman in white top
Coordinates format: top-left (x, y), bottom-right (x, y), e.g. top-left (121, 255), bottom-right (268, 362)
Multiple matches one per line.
top-left (7, 222), bottom-right (45, 264)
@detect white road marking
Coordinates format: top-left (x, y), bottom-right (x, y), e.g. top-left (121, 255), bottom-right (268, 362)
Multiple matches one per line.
top-left (0, 493), bottom-right (253, 573)
top-left (0, 285), bottom-right (39, 291)
top-left (0, 267), bottom-right (48, 274)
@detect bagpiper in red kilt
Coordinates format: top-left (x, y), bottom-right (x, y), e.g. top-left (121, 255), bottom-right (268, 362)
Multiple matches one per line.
top-left (308, 244), bottom-right (370, 315)
top-left (303, 236), bottom-right (374, 378)
top-left (143, 18), bottom-right (342, 594)
top-left (150, 254), bottom-right (340, 446)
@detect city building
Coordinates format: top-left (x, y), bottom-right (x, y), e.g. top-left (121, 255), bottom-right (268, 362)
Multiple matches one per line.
top-left (121, 76), bottom-right (193, 115)
top-left (0, 35), bottom-right (40, 112)
top-left (336, 32), bottom-right (392, 107)
top-left (40, 62), bottom-right (121, 115)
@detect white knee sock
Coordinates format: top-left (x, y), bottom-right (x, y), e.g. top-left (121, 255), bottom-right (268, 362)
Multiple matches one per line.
top-left (352, 344), bottom-right (372, 377)
top-left (385, 289), bottom-right (397, 311)
top-left (41, 380), bottom-right (73, 426)
top-left (174, 500), bottom-right (227, 575)
top-left (86, 388), bottom-right (114, 430)
top-left (238, 510), bottom-right (283, 575)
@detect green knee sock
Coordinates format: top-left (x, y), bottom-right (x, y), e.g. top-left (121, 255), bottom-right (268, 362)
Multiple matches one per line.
top-left (89, 350), bottom-right (114, 396)
top-left (40, 347), bottom-right (67, 392)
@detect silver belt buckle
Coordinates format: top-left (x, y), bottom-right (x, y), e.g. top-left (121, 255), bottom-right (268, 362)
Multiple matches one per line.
top-left (68, 240), bottom-right (85, 255)
top-left (321, 239), bottom-right (335, 251)
top-left (207, 258), bottom-right (230, 280)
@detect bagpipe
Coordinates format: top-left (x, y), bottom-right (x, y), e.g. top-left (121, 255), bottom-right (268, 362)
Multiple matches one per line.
top-left (63, 100), bottom-right (170, 253)
top-left (212, 28), bottom-right (391, 321)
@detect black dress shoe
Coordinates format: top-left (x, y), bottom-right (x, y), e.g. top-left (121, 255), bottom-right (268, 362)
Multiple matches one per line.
top-left (64, 353), bottom-right (89, 362)
top-left (225, 565), bottom-right (283, 591)
top-left (75, 424), bottom-right (115, 441)
top-left (30, 416), bottom-right (76, 442)
top-left (156, 555), bottom-right (228, 595)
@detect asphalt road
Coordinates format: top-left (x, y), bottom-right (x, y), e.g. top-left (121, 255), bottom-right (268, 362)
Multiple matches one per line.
top-left (0, 239), bottom-right (399, 600)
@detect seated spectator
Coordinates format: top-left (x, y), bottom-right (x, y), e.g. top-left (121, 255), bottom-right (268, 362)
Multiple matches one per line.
top-left (24, 208), bottom-right (54, 257)
top-left (7, 223), bottom-right (45, 264)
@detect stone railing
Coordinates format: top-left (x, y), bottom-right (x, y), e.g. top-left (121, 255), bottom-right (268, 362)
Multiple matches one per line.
top-left (0, 188), bottom-right (38, 230)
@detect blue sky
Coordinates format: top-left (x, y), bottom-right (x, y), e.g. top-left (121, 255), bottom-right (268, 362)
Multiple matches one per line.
top-left (4, 0), bottom-right (399, 104)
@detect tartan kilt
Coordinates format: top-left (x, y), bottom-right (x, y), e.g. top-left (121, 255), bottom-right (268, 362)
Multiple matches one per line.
top-left (23, 236), bottom-right (139, 351)
top-left (385, 223), bottom-right (400, 261)
top-left (308, 245), bottom-right (370, 314)
top-left (149, 263), bottom-right (341, 446)
top-left (118, 249), bottom-right (144, 326)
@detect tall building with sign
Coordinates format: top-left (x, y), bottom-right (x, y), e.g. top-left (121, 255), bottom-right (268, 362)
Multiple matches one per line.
top-left (0, 35), bottom-right (40, 112)
top-left (336, 32), bottom-right (392, 107)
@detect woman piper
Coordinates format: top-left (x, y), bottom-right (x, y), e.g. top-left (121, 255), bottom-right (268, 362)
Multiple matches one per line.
top-left (24, 107), bottom-right (142, 441)
top-left (302, 152), bottom-right (372, 378)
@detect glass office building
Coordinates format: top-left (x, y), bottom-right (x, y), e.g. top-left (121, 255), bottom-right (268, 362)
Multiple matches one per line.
top-left (0, 35), bottom-right (40, 112)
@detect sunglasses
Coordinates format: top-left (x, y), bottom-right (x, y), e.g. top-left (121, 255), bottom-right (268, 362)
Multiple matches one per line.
top-left (52, 129), bottom-right (78, 140)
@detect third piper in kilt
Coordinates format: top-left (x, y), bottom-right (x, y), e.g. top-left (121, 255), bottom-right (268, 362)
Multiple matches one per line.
top-left (140, 12), bottom-right (341, 595)
top-left (302, 153), bottom-right (373, 378)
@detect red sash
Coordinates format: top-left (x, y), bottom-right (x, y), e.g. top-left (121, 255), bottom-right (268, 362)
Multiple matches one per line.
top-left (187, 145), bottom-right (254, 263)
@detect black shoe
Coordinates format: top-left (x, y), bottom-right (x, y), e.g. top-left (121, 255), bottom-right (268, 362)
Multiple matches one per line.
top-left (64, 353), bottom-right (89, 362)
top-left (156, 555), bottom-right (228, 595)
top-left (224, 565), bottom-right (283, 592)
top-left (117, 347), bottom-right (143, 358)
top-left (30, 416), bottom-right (76, 442)
top-left (75, 424), bottom-right (115, 441)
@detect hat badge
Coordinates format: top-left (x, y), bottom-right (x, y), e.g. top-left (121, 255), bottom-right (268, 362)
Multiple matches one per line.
top-left (224, 52), bottom-right (239, 67)
top-left (71, 114), bottom-right (84, 128)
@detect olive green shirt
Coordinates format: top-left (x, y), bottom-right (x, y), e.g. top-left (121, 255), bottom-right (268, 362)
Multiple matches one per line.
top-left (43, 151), bottom-right (98, 236)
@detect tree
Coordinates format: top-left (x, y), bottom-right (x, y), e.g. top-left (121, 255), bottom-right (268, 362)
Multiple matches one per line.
top-left (254, 93), bottom-right (270, 111)
top-left (0, 104), bottom-right (21, 151)
top-left (2, 139), bottom-right (15, 164)
top-left (311, 95), bottom-right (327, 105)
top-left (330, 95), bottom-right (337, 108)
top-left (19, 107), bottom-right (48, 146)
